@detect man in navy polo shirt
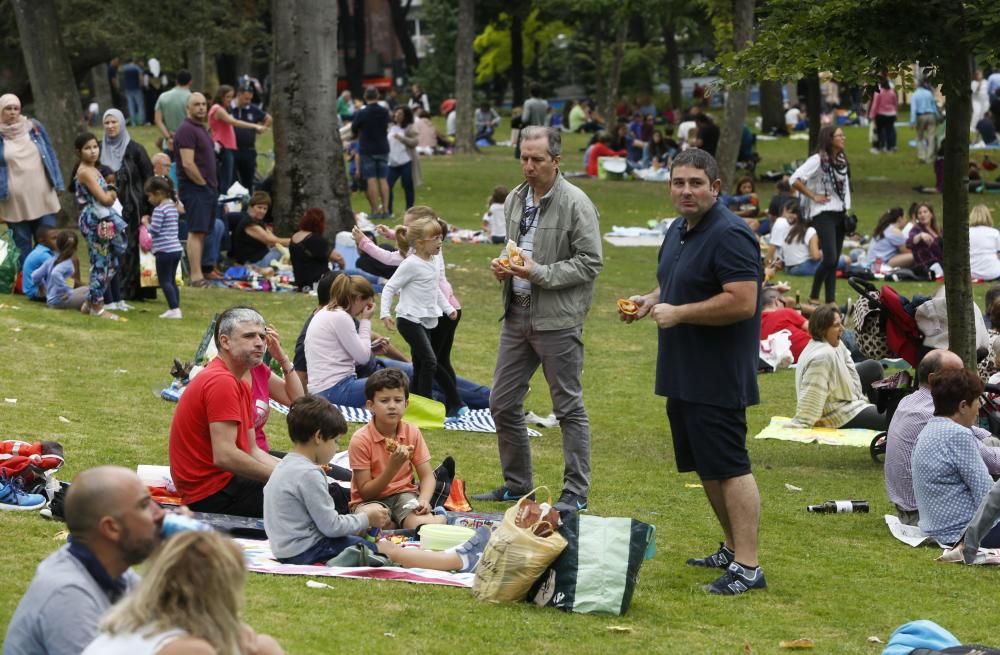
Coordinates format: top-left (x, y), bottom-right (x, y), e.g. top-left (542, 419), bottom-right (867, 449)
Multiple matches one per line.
top-left (351, 86), bottom-right (391, 218)
top-left (620, 148), bottom-right (764, 595)
top-left (232, 85), bottom-right (271, 192)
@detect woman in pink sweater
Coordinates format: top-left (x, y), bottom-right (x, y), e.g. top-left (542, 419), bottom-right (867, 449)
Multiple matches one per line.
top-left (868, 79), bottom-right (898, 153)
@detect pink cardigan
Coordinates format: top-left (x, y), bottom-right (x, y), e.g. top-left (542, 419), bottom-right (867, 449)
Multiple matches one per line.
top-left (356, 234), bottom-right (461, 309)
top-left (868, 89), bottom-right (898, 119)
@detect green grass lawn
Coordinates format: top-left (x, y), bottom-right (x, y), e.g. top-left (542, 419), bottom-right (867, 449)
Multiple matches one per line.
top-left (3, 124), bottom-right (1000, 654)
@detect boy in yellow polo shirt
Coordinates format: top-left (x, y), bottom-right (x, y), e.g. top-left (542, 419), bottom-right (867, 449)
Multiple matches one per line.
top-left (349, 368), bottom-right (447, 530)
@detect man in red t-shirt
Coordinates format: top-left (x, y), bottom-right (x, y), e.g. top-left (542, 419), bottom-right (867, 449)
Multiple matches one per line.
top-left (169, 306), bottom-right (278, 517)
top-left (760, 288), bottom-right (810, 362)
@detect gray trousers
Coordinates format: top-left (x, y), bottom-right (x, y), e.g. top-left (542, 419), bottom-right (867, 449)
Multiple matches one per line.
top-left (490, 304), bottom-right (592, 496)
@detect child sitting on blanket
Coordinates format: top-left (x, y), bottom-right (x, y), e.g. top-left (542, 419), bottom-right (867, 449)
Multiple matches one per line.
top-left (349, 369), bottom-right (448, 530)
top-left (264, 394), bottom-right (489, 571)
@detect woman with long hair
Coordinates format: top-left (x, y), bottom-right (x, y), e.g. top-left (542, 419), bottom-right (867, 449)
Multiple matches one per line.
top-left (906, 202), bottom-right (944, 279)
top-left (790, 125), bottom-right (852, 304)
top-left (304, 274), bottom-right (379, 407)
top-left (82, 531), bottom-right (283, 655)
top-left (386, 106), bottom-right (421, 216)
top-left (208, 85), bottom-right (266, 192)
top-left (288, 207), bottom-right (379, 291)
top-left (869, 207), bottom-right (914, 269)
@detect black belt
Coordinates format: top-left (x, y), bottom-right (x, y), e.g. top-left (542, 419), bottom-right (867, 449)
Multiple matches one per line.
top-left (511, 294), bottom-right (531, 307)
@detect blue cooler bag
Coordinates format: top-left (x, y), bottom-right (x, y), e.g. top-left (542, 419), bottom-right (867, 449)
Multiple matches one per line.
top-left (529, 512), bottom-right (656, 615)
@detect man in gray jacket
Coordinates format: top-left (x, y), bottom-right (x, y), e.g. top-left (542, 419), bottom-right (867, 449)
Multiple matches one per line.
top-left (473, 126), bottom-right (603, 513)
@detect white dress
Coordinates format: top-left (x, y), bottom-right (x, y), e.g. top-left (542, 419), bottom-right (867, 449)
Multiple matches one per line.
top-left (81, 628), bottom-right (187, 655)
top-left (969, 225), bottom-right (1000, 281)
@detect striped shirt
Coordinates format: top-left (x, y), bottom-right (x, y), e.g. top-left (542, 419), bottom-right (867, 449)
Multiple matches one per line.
top-left (789, 340), bottom-right (870, 429)
top-left (148, 200), bottom-right (183, 254)
top-left (885, 386), bottom-right (1000, 511)
top-left (511, 186), bottom-right (551, 297)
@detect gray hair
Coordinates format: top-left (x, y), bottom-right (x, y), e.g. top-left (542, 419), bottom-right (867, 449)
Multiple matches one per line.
top-left (761, 288), bottom-right (782, 308)
top-left (214, 306), bottom-right (265, 348)
top-left (671, 148), bottom-right (720, 183)
top-left (520, 126), bottom-right (561, 158)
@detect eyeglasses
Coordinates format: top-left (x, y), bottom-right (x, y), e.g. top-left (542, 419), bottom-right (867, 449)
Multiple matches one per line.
top-left (520, 206), bottom-right (539, 237)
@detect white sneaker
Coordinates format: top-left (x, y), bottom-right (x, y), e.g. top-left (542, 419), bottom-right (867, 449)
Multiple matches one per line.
top-left (120, 302), bottom-right (135, 311)
top-left (159, 308), bottom-right (182, 319)
top-left (104, 301), bottom-right (120, 310)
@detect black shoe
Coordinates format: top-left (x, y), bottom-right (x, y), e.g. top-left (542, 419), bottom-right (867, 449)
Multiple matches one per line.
top-left (470, 486), bottom-right (531, 503)
top-left (554, 490), bottom-right (588, 513)
top-left (705, 562), bottom-right (767, 595)
top-left (686, 542), bottom-right (734, 569)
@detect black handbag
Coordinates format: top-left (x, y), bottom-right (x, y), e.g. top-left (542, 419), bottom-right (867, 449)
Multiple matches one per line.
top-left (844, 212), bottom-right (859, 234)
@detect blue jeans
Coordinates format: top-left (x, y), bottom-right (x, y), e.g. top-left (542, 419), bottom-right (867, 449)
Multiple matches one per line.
top-left (9, 214), bottom-right (57, 268)
top-left (787, 259), bottom-right (821, 276)
top-left (125, 89), bottom-right (145, 125)
top-left (317, 375), bottom-right (369, 408)
top-left (252, 247), bottom-right (283, 268)
top-left (217, 148), bottom-right (236, 193)
top-left (278, 535), bottom-right (374, 565)
top-left (387, 161), bottom-right (414, 214)
top-left (375, 358), bottom-right (490, 409)
top-left (156, 251), bottom-right (182, 309)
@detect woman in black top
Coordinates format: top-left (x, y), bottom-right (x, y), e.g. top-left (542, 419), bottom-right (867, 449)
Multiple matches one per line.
top-left (230, 191), bottom-right (289, 267)
top-left (289, 207), bottom-right (346, 290)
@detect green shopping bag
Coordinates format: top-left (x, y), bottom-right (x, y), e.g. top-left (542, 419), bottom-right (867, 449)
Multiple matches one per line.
top-left (0, 230), bottom-right (20, 294)
top-left (403, 394), bottom-right (446, 430)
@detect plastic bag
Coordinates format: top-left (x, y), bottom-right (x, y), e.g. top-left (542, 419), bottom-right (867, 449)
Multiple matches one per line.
top-left (139, 223), bottom-right (153, 252)
top-left (472, 487), bottom-right (568, 603)
top-left (760, 329), bottom-right (794, 370)
top-left (0, 230), bottom-right (20, 294)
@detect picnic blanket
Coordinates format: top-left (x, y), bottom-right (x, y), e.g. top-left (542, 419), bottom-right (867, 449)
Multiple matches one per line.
top-left (884, 515), bottom-right (1000, 565)
top-left (335, 405), bottom-right (541, 437)
top-left (236, 538), bottom-right (475, 587)
top-left (753, 416), bottom-right (879, 447)
top-left (603, 225), bottom-right (669, 248)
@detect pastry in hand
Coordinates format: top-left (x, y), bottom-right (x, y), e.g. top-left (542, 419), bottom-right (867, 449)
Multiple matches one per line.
top-left (506, 239), bottom-right (525, 267)
top-left (617, 298), bottom-right (639, 316)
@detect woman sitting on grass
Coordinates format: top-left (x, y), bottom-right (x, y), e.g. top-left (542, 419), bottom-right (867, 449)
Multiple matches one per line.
top-left (969, 204), bottom-right (1000, 282)
top-left (789, 304), bottom-right (887, 430)
top-left (867, 207), bottom-right (914, 271)
top-left (767, 199), bottom-right (849, 278)
top-left (907, 202), bottom-right (944, 280)
top-left (82, 531), bottom-right (283, 655)
top-left (911, 368), bottom-right (1000, 547)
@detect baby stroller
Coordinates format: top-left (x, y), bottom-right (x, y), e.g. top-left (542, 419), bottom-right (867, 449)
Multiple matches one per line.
top-left (848, 277), bottom-right (927, 368)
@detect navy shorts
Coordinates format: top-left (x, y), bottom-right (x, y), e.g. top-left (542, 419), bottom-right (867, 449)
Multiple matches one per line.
top-left (666, 398), bottom-right (752, 481)
top-left (177, 181), bottom-right (219, 234)
top-left (360, 154), bottom-right (389, 179)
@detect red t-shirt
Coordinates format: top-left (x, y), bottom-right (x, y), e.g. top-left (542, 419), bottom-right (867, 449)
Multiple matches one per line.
top-left (169, 358), bottom-right (254, 504)
top-left (760, 307), bottom-right (810, 362)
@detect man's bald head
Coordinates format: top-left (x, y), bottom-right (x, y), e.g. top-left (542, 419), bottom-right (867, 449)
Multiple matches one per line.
top-left (64, 466), bottom-right (143, 540)
top-left (186, 92), bottom-right (207, 121)
top-left (916, 349), bottom-right (964, 387)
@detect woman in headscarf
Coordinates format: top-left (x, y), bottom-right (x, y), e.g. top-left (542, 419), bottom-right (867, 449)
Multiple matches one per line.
top-left (101, 108), bottom-right (154, 303)
top-left (0, 94), bottom-right (63, 268)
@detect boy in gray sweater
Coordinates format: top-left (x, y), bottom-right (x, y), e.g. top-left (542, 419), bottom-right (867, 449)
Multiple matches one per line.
top-left (263, 395), bottom-right (489, 570)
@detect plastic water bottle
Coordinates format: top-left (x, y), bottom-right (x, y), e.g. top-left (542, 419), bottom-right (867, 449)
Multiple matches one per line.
top-left (806, 500), bottom-right (869, 514)
top-left (874, 258), bottom-right (882, 275)
top-left (161, 513), bottom-right (212, 538)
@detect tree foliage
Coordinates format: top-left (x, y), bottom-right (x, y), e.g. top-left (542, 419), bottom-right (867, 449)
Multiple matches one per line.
top-left (708, 0), bottom-right (1000, 366)
top-left (473, 9), bottom-right (570, 86)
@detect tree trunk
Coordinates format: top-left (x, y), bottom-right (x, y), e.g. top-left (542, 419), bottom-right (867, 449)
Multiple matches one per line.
top-left (805, 72), bottom-right (821, 154)
top-left (271, 0), bottom-right (353, 237)
top-left (940, 53), bottom-right (975, 366)
top-left (759, 80), bottom-right (784, 132)
top-left (388, 0), bottom-right (420, 73)
top-left (10, 0), bottom-right (81, 219)
top-left (510, 10), bottom-right (524, 107)
top-left (345, 0), bottom-right (366, 98)
top-left (601, 19), bottom-right (628, 126)
top-left (189, 37), bottom-right (207, 93)
top-left (452, 0), bottom-right (475, 154)
top-left (89, 63), bottom-right (113, 119)
top-left (663, 17), bottom-right (683, 111)
top-left (715, 0), bottom-right (754, 192)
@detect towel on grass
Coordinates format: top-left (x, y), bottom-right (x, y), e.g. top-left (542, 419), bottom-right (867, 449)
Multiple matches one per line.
top-left (236, 538), bottom-right (474, 587)
top-left (753, 416), bottom-right (878, 447)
